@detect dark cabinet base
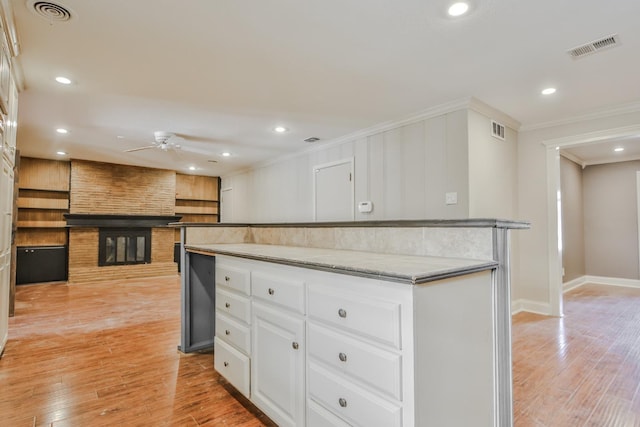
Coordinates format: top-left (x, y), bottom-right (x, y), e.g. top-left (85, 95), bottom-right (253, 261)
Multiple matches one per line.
top-left (17, 246), bottom-right (68, 285)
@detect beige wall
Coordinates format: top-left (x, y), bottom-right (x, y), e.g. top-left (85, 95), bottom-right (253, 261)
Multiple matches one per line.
top-left (560, 156), bottom-right (585, 282)
top-left (583, 160), bottom-right (640, 280)
top-left (468, 110), bottom-right (518, 219)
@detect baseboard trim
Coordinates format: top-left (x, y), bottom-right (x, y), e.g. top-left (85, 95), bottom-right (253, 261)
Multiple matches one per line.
top-left (563, 276), bottom-right (588, 293)
top-left (583, 275), bottom-right (640, 289)
top-left (511, 299), bottom-right (552, 316)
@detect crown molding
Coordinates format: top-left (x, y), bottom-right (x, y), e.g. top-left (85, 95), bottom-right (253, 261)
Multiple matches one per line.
top-left (467, 97), bottom-right (521, 130)
top-left (521, 101), bottom-right (640, 132)
top-left (559, 151), bottom-right (585, 168)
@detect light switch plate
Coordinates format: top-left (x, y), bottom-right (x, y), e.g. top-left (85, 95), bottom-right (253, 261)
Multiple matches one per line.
top-left (445, 192), bottom-right (458, 205)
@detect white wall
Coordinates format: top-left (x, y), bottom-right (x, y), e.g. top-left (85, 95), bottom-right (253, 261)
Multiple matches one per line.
top-left (515, 109), bottom-right (640, 312)
top-left (560, 156), bottom-right (585, 282)
top-left (223, 109), bottom-right (472, 223)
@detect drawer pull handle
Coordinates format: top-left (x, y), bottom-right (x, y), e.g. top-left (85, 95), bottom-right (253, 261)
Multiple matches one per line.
top-left (225, 302), bottom-right (230, 308)
top-left (225, 276), bottom-right (230, 281)
top-left (339, 352), bottom-right (347, 362)
top-left (268, 288), bottom-right (275, 295)
top-left (223, 361), bottom-right (229, 367)
top-left (225, 330), bottom-right (230, 335)
top-left (338, 308), bottom-right (347, 318)
top-left (338, 398), bottom-right (347, 408)
top-left (292, 342), bottom-right (299, 350)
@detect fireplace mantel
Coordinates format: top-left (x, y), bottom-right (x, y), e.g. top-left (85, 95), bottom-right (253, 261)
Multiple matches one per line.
top-left (64, 214), bottom-right (182, 228)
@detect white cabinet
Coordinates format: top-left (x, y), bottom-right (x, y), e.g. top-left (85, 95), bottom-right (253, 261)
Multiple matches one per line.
top-left (213, 258), bottom-right (251, 398)
top-left (251, 301), bottom-right (305, 427)
top-left (212, 254), bottom-right (498, 427)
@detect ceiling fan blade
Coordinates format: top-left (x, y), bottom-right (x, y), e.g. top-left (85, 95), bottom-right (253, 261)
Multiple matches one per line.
top-left (124, 145), bottom-right (157, 153)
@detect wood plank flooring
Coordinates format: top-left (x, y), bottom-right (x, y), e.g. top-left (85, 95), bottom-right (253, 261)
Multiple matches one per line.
top-left (1, 278), bottom-right (639, 426)
top-left (513, 284), bottom-right (640, 426)
top-left (0, 276), bottom-right (275, 427)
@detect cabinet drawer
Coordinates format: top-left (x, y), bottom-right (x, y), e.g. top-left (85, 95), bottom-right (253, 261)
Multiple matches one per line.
top-left (308, 323), bottom-right (402, 400)
top-left (216, 288), bottom-right (251, 323)
top-left (252, 272), bottom-right (305, 313)
top-left (214, 337), bottom-right (250, 398)
top-left (216, 263), bottom-right (251, 295)
top-left (216, 312), bottom-right (251, 354)
top-left (307, 284), bottom-right (401, 349)
top-left (308, 399), bottom-right (350, 427)
top-left (308, 362), bottom-right (402, 427)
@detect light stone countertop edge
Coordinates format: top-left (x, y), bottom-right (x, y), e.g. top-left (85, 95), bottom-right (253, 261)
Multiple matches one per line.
top-left (184, 243), bottom-right (498, 285)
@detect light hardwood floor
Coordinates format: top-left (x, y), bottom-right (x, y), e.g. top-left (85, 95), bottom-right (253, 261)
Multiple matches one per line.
top-left (513, 284), bottom-right (640, 426)
top-left (1, 278), bottom-right (639, 426)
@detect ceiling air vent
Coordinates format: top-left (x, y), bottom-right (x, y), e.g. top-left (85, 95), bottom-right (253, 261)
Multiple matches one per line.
top-left (27, 0), bottom-right (74, 22)
top-left (304, 137), bottom-right (320, 143)
top-left (567, 34), bottom-right (619, 58)
top-left (491, 120), bottom-right (505, 141)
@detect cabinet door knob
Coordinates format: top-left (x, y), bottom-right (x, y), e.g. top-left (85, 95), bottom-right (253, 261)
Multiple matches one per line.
top-left (225, 302), bottom-right (230, 308)
top-left (223, 361), bottom-right (229, 367)
top-left (339, 352), bottom-right (347, 362)
top-left (225, 329), bottom-right (230, 335)
top-left (338, 308), bottom-right (347, 318)
top-left (268, 288), bottom-right (275, 295)
top-left (338, 398), bottom-right (348, 408)
top-left (292, 342), bottom-right (299, 350)
top-left (225, 276), bottom-right (230, 281)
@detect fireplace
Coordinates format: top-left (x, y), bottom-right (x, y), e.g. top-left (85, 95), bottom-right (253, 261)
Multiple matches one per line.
top-left (98, 228), bottom-right (151, 266)
top-left (64, 214), bottom-right (181, 282)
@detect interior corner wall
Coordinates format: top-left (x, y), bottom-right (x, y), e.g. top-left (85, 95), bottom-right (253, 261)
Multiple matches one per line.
top-left (560, 156), bottom-right (585, 282)
top-left (222, 109), bottom-right (470, 223)
top-left (516, 110), bottom-right (640, 310)
top-left (467, 110), bottom-right (517, 219)
top-left (583, 160), bottom-right (640, 280)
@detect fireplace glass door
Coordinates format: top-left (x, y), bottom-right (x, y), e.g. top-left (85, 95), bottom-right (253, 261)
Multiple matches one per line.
top-left (99, 228), bottom-right (151, 266)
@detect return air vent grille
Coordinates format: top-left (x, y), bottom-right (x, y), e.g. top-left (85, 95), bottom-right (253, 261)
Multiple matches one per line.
top-left (567, 34), bottom-right (619, 58)
top-left (491, 120), bottom-right (505, 141)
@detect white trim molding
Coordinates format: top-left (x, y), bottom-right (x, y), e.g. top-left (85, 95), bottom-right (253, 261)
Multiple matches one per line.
top-left (511, 299), bottom-right (553, 316)
top-left (562, 275), bottom-right (640, 292)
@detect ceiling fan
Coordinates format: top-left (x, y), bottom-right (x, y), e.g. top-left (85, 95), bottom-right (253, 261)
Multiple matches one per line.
top-left (124, 131), bottom-right (183, 153)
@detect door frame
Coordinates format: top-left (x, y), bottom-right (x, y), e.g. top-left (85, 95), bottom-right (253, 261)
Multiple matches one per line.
top-left (543, 124), bottom-right (640, 317)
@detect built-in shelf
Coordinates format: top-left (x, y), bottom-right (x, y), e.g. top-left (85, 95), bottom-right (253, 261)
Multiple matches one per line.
top-left (174, 174), bottom-right (220, 242)
top-left (18, 221), bottom-right (68, 228)
top-left (18, 197), bottom-right (69, 210)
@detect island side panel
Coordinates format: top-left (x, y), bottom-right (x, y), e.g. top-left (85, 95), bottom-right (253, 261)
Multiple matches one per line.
top-left (413, 270), bottom-right (496, 427)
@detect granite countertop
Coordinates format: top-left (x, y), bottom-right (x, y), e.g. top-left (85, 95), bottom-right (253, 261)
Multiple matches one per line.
top-left (185, 243), bottom-right (498, 285)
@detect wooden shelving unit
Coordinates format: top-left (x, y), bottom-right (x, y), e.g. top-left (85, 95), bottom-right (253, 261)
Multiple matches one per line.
top-left (174, 173), bottom-right (220, 241)
top-left (16, 158), bottom-right (70, 247)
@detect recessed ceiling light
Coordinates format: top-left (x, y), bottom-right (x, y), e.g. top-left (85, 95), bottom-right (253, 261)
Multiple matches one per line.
top-left (55, 76), bottom-right (72, 85)
top-left (116, 135), bottom-right (124, 139)
top-left (56, 128), bottom-right (68, 134)
top-left (614, 147), bottom-right (624, 152)
top-left (221, 152), bottom-right (231, 157)
top-left (541, 87), bottom-right (557, 95)
top-left (188, 166), bottom-right (196, 171)
top-left (56, 151), bottom-right (67, 156)
top-left (448, 2), bottom-right (469, 16)
top-left (274, 126), bottom-right (288, 133)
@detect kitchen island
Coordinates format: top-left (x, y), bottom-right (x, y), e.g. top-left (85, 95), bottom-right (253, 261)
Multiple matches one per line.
top-left (177, 219), bottom-right (528, 427)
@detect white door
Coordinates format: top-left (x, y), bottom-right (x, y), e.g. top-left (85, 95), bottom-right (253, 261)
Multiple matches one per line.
top-left (251, 301), bottom-right (305, 427)
top-left (314, 159), bottom-right (354, 222)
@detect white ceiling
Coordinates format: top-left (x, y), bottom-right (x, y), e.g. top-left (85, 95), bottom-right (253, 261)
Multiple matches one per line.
top-left (10, 0), bottom-right (640, 176)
